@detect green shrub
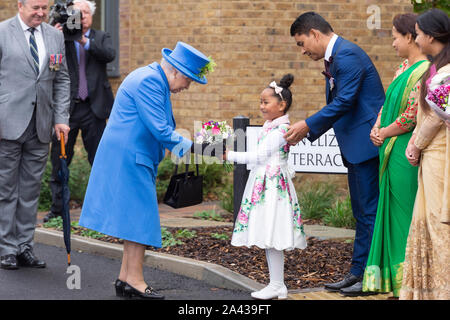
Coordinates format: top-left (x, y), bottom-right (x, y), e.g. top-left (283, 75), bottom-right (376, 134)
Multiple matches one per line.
top-left (38, 147), bottom-right (91, 212)
top-left (40, 150), bottom-right (230, 212)
top-left (411, 0), bottom-right (449, 14)
top-left (38, 158), bottom-right (53, 212)
top-left (297, 181), bottom-right (337, 220)
top-left (160, 227), bottom-right (182, 247)
top-left (156, 154), bottom-right (232, 202)
top-left (68, 149), bottom-right (91, 202)
top-left (323, 196), bottom-right (356, 229)
top-left (211, 232), bottom-right (230, 240)
top-left (193, 210), bottom-right (224, 221)
top-left (219, 182), bottom-right (234, 213)
top-left (43, 216), bottom-right (106, 239)
top-left (198, 158), bottom-right (230, 198)
top-left (174, 228), bottom-right (197, 239)
top-left (43, 215), bottom-right (63, 230)
top-left (161, 227), bottom-right (197, 247)
top-left (156, 156), bottom-right (176, 202)
top-left (78, 227), bottom-right (105, 239)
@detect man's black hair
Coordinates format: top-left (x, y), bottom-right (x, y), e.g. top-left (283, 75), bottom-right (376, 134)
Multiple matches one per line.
top-left (290, 12), bottom-right (334, 36)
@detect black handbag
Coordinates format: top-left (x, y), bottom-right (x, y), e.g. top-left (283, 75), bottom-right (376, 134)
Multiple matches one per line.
top-left (163, 162), bottom-right (203, 209)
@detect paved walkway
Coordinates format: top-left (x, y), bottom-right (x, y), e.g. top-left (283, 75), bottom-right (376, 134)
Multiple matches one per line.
top-left (37, 201), bottom-right (356, 239)
top-left (36, 201), bottom-right (392, 300)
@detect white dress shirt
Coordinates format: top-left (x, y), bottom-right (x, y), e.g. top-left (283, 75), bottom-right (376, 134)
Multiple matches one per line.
top-left (324, 33), bottom-right (339, 62)
top-left (17, 14), bottom-right (47, 73)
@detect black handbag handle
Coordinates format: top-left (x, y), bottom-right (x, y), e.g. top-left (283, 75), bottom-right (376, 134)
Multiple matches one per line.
top-left (173, 154), bottom-right (200, 179)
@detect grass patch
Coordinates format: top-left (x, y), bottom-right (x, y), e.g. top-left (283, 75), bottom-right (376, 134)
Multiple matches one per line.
top-left (297, 180), bottom-right (338, 220)
top-left (323, 196), bottom-right (356, 229)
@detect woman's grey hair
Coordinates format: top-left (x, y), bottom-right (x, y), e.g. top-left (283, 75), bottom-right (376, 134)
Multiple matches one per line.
top-left (160, 58), bottom-right (178, 74)
top-left (160, 57), bottom-right (190, 80)
top-left (73, 0), bottom-right (96, 16)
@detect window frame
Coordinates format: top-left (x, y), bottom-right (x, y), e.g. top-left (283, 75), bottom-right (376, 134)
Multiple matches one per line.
top-left (102, 0), bottom-right (120, 78)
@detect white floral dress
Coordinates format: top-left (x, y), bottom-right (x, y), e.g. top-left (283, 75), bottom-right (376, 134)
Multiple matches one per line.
top-left (228, 114), bottom-right (307, 251)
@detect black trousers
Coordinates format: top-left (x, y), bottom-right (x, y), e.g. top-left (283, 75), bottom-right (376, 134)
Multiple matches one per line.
top-left (49, 99), bottom-right (106, 214)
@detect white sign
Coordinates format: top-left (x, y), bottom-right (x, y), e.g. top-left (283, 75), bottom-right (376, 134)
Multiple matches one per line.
top-left (246, 126), bottom-right (347, 174)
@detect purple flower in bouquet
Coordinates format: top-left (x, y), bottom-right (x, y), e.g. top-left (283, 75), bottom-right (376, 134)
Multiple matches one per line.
top-left (428, 84), bottom-right (450, 111)
top-left (426, 72), bottom-right (450, 114)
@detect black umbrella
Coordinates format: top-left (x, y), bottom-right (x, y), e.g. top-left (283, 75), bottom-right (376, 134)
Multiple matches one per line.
top-left (58, 132), bottom-right (71, 266)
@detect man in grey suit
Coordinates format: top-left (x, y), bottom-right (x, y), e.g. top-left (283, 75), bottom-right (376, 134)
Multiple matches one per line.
top-left (0, 0), bottom-right (70, 270)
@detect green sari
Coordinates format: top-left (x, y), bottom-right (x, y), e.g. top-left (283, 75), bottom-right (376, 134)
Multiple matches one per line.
top-left (362, 60), bottom-right (429, 297)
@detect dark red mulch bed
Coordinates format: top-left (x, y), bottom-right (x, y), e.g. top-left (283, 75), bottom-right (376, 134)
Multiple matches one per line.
top-left (48, 208), bottom-right (353, 290)
top-left (66, 225), bottom-right (353, 290)
top-left (147, 226), bottom-right (353, 290)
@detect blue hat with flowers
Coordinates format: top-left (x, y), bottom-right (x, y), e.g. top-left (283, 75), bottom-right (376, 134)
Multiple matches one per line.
top-left (162, 42), bottom-right (210, 84)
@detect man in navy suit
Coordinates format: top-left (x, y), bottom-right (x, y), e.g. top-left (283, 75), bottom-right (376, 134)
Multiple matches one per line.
top-left (285, 12), bottom-right (385, 296)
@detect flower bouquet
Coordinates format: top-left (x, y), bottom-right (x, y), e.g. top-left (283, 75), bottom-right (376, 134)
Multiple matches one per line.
top-left (195, 120), bottom-right (233, 144)
top-left (426, 71), bottom-right (450, 122)
top-left (195, 120), bottom-right (234, 171)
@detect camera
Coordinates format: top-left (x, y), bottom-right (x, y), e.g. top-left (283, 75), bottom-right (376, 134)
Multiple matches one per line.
top-left (48, 0), bottom-right (83, 41)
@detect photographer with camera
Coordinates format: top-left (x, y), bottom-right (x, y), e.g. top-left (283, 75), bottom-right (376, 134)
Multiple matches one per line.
top-left (44, 0), bottom-right (116, 223)
top-left (0, 0), bottom-right (70, 270)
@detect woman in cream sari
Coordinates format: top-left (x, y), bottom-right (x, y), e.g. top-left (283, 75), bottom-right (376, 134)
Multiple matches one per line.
top-left (362, 13), bottom-right (429, 298)
top-left (401, 9), bottom-right (449, 300)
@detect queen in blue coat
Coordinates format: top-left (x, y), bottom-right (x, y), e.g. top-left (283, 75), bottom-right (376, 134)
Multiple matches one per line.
top-left (79, 42), bottom-right (212, 299)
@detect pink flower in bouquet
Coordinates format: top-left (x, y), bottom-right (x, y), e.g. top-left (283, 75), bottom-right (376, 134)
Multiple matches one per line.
top-left (212, 126), bottom-right (221, 135)
top-left (194, 120), bottom-right (234, 171)
top-left (195, 120), bottom-right (233, 144)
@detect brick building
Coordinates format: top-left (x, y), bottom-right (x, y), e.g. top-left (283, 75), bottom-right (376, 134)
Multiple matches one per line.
top-left (0, 0), bottom-right (415, 136)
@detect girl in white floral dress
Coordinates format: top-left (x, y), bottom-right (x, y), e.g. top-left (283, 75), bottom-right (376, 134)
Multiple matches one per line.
top-left (225, 74), bottom-right (307, 300)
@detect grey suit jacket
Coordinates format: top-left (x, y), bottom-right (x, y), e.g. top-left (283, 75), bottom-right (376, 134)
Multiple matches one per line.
top-left (0, 16), bottom-right (70, 143)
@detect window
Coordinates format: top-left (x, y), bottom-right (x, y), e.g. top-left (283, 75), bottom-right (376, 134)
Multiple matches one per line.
top-left (92, 0), bottom-right (119, 77)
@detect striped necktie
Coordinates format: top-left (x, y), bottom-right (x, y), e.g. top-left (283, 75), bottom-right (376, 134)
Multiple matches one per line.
top-left (28, 27), bottom-right (39, 74)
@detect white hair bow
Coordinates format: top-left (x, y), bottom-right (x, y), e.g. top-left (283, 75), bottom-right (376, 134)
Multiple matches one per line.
top-left (269, 81), bottom-right (284, 100)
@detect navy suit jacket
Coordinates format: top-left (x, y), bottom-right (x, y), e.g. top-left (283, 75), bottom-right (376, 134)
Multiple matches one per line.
top-left (305, 37), bottom-right (385, 164)
top-left (66, 29), bottom-right (115, 120)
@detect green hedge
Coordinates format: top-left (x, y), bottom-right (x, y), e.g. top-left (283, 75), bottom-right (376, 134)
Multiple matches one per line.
top-left (39, 152), bottom-right (232, 212)
top-left (411, 0), bottom-right (449, 14)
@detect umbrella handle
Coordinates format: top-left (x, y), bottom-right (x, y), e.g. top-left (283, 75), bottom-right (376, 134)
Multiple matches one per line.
top-left (60, 132), bottom-right (67, 159)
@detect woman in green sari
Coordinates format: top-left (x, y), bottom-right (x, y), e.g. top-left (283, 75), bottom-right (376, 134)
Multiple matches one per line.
top-left (362, 13), bottom-right (429, 298)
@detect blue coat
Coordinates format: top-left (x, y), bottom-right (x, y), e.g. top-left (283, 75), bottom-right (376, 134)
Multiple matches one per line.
top-left (79, 62), bottom-right (192, 247)
top-left (306, 37), bottom-right (385, 164)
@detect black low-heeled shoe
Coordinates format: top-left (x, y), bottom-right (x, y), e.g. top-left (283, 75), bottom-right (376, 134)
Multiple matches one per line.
top-left (123, 284), bottom-right (165, 300)
top-left (115, 279), bottom-right (127, 297)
